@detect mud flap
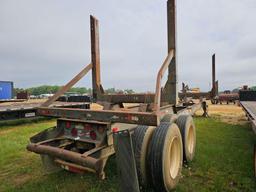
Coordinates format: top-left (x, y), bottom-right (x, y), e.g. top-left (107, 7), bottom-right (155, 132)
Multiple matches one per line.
top-left (113, 130), bottom-right (140, 192)
top-left (41, 155), bottom-right (62, 173)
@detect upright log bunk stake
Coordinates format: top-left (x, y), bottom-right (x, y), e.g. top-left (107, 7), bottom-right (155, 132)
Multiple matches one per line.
top-left (164, 0), bottom-right (177, 105)
top-left (212, 54), bottom-right (216, 93)
top-left (211, 53), bottom-right (219, 99)
top-left (91, 15), bottom-right (104, 100)
top-left (212, 54), bottom-right (216, 97)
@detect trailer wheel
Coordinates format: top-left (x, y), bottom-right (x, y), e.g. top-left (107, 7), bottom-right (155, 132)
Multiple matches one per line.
top-left (176, 115), bottom-right (196, 162)
top-left (132, 126), bottom-right (155, 188)
top-left (148, 122), bottom-right (183, 191)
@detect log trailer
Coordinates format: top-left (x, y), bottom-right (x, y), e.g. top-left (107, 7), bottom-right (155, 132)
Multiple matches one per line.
top-left (179, 54), bottom-right (219, 103)
top-left (27, 1), bottom-right (207, 191)
top-left (215, 90), bottom-right (239, 104)
top-left (179, 53), bottom-right (239, 105)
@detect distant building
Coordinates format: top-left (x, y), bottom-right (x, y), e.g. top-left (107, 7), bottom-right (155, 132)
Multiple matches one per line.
top-left (0, 81), bottom-right (13, 100)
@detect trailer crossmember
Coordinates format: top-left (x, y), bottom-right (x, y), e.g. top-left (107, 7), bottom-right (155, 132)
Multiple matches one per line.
top-left (38, 107), bottom-right (159, 126)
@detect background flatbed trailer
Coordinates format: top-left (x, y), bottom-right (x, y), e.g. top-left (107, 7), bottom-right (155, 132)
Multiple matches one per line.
top-left (239, 90), bottom-right (256, 177)
top-left (240, 101), bottom-right (256, 133)
top-left (0, 99), bottom-right (27, 103)
top-left (0, 101), bottom-right (89, 121)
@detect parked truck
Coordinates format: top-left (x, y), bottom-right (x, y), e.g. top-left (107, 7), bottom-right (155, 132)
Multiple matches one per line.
top-left (27, 1), bottom-right (207, 191)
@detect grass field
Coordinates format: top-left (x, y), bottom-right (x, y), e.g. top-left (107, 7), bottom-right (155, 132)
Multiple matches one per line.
top-left (0, 116), bottom-right (256, 191)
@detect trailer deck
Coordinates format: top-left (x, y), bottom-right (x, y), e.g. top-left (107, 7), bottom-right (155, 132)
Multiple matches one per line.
top-left (0, 101), bottom-right (89, 121)
top-left (240, 101), bottom-right (256, 133)
top-left (0, 99), bottom-right (27, 103)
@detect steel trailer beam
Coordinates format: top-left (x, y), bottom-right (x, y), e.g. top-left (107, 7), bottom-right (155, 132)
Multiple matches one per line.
top-left (91, 15), bottom-right (104, 100)
top-left (41, 15), bottom-right (103, 107)
top-left (99, 94), bottom-right (155, 103)
top-left (27, 143), bottom-right (99, 170)
top-left (179, 53), bottom-right (219, 101)
top-left (212, 54), bottom-right (216, 95)
top-left (164, 0), bottom-right (177, 105)
top-left (211, 54), bottom-right (218, 98)
top-left (38, 107), bottom-right (159, 126)
top-left (42, 64), bottom-right (92, 107)
top-left (154, 49), bottom-right (175, 112)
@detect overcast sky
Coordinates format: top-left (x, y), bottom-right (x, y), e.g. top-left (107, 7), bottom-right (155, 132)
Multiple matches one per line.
top-left (0, 0), bottom-right (255, 92)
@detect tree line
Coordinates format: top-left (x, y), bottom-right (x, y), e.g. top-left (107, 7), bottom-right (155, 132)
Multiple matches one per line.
top-left (14, 85), bottom-right (134, 96)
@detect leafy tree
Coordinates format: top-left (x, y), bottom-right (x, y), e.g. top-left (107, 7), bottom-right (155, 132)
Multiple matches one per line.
top-left (16, 85), bottom-right (134, 96)
top-left (250, 86), bottom-right (256, 91)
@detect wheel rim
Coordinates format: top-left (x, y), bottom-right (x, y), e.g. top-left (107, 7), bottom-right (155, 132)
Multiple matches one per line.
top-left (169, 136), bottom-right (181, 179)
top-left (187, 125), bottom-right (195, 154)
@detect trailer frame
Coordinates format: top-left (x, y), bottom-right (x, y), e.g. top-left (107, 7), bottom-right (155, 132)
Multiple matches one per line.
top-left (27, 1), bottom-right (207, 191)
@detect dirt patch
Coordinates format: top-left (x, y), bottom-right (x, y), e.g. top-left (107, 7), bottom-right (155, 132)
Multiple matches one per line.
top-left (91, 101), bottom-right (248, 125)
top-left (196, 101), bottom-right (248, 125)
top-left (13, 174), bottom-right (32, 187)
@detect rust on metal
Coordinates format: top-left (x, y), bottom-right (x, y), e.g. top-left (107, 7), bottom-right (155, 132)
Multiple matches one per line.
top-left (91, 15), bottom-right (104, 99)
top-left (27, 143), bottom-right (99, 170)
top-left (42, 63), bottom-right (92, 107)
top-left (55, 159), bottom-right (95, 173)
top-left (212, 54), bottom-right (216, 96)
top-left (99, 93), bottom-right (155, 104)
top-left (27, 1), bottom-right (205, 185)
top-left (154, 49), bottom-right (175, 113)
top-left (164, 0), bottom-right (177, 105)
top-left (38, 107), bottom-right (159, 126)
top-left (179, 53), bottom-right (219, 101)
top-left (16, 91), bottom-right (29, 100)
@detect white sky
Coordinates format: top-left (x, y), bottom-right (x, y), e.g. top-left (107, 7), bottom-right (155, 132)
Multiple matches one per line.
top-left (0, 0), bottom-right (256, 92)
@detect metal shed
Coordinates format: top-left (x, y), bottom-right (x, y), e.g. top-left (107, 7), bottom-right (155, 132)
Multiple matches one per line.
top-left (0, 81), bottom-right (14, 100)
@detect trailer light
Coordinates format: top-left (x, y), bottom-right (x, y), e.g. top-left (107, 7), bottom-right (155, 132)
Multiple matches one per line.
top-left (66, 122), bottom-right (71, 129)
top-left (71, 128), bottom-right (78, 137)
top-left (90, 131), bottom-right (97, 140)
top-left (112, 127), bottom-right (119, 133)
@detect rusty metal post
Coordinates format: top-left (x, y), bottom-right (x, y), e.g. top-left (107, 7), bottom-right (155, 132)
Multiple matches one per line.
top-left (91, 15), bottom-right (103, 100)
top-left (165, 0), bottom-right (177, 105)
top-left (212, 54), bottom-right (216, 96)
top-left (215, 80), bottom-right (219, 96)
top-left (182, 82), bottom-right (185, 94)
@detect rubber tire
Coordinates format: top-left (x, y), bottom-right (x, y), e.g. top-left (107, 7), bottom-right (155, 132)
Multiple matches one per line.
top-left (176, 115), bottom-right (196, 162)
top-left (148, 122), bottom-right (183, 192)
top-left (132, 126), bottom-right (155, 188)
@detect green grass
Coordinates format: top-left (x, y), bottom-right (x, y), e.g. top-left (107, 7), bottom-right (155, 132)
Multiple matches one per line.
top-left (0, 118), bottom-right (255, 192)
